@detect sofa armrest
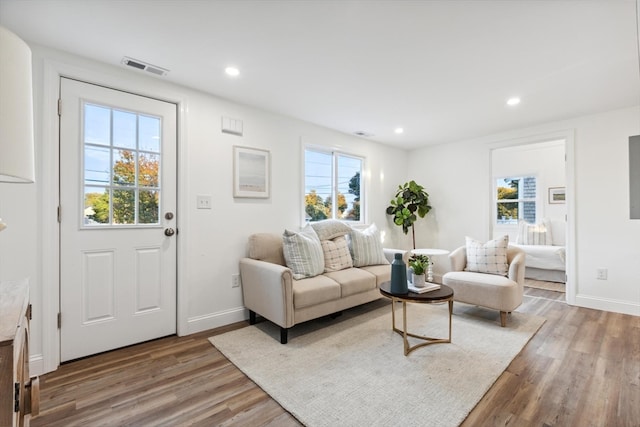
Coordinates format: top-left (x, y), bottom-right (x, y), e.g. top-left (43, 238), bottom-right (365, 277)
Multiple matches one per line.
top-left (448, 246), bottom-right (467, 272)
top-left (383, 248), bottom-right (409, 264)
top-left (239, 258), bottom-right (295, 329)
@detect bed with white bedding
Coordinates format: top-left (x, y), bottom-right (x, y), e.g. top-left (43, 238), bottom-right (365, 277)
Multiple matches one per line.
top-left (511, 218), bottom-right (566, 283)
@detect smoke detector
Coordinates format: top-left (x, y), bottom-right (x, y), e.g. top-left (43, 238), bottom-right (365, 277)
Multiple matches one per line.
top-left (121, 57), bottom-right (169, 76)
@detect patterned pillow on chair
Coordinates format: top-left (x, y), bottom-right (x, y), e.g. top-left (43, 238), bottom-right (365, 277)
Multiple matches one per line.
top-left (465, 235), bottom-right (509, 276)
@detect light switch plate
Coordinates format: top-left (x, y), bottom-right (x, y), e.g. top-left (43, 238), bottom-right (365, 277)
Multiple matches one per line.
top-left (197, 195), bottom-right (212, 209)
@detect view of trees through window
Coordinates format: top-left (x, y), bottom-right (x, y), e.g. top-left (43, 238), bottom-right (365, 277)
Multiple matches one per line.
top-left (304, 149), bottom-right (362, 222)
top-left (83, 103), bottom-right (161, 226)
top-left (496, 176), bottom-right (536, 224)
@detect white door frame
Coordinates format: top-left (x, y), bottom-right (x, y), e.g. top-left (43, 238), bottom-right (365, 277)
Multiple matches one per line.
top-left (38, 58), bottom-right (190, 374)
top-left (488, 129), bottom-right (577, 306)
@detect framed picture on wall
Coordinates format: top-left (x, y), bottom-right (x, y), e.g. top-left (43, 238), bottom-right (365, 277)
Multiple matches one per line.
top-left (548, 187), bottom-right (565, 204)
top-left (233, 146), bottom-right (270, 198)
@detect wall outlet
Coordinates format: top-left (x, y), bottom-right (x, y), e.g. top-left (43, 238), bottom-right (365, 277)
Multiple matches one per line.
top-left (197, 195), bottom-right (212, 209)
top-left (596, 268), bottom-right (608, 280)
top-left (232, 274), bottom-right (241, 288)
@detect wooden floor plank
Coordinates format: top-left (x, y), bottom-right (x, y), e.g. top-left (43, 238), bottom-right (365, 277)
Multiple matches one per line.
top-left (31, 287), bottom-right (639, 426)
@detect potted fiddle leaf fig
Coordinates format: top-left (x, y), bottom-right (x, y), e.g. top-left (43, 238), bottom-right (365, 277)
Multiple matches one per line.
top-left (386, 180), bottom-right (432, 249)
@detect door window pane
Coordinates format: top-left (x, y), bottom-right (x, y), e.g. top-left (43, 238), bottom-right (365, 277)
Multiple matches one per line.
top-left (84, 187), bottom-right (110, 225)
top-left (139, 115), bottom-right (161, 152)
top-left (113, 110), bottom-right (137, 149)
top-left (84, 145), bottom-right (110, 185)
top-left (82, 102), bottom-right (162, 227)
top-left (139, 190), bottom-right (159, 224)
top-left (113, 189), bottom-right (135, 224)
top-left (84, 104), bottom-right (111, 146)
top-left (139, 153), bottom-right (159, 187)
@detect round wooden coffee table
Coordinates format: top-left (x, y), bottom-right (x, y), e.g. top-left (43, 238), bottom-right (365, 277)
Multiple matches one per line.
top-left (379, 281), bottom-right (454, 355)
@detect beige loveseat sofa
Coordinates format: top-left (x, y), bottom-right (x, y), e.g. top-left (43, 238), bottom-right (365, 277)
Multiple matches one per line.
top-left (239, 222), bottom-right (403, 343)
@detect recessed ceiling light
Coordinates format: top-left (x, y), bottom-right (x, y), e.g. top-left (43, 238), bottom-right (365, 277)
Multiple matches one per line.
top-left (506, 97), bottom-right (521, 106)
top-left (225, 66), bottom-right (240, 77)
top-left (394, 127), bottom-right (404, 134)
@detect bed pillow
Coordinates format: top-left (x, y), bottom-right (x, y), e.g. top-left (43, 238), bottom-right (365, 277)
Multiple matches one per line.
top-left (465, 235), bottom-right (509, 276)
top-left (517, 220), bottom-right (552, 245)
top-left (348, 223), bottom-right (389, 267)
top-left (282, 225), bottom-right (325, 279)
top-left (321, 235), bottom-right (353, 272)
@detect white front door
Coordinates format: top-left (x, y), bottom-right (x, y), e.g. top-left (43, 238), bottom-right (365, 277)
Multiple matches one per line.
top-left (59, 78), bottom-right (177, 362)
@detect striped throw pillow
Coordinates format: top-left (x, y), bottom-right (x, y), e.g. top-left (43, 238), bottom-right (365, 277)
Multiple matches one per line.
top-left (282, 225), bottom-right (325, 279)
top-left (348, 224), bottom-right (389, 267)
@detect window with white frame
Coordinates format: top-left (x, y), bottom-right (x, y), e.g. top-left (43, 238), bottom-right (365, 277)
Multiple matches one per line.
top-left (496, 176), bottom-right (536, 225)
top-left (304, 147), bottom-right (363, 223)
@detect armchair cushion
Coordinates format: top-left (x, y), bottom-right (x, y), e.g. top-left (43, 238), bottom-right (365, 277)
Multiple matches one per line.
top-left (465, 235), bottom-right (509, 276)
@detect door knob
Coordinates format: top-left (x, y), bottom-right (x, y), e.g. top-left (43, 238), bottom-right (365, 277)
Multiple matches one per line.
top-left (164, 228), bottom-right (175, 237)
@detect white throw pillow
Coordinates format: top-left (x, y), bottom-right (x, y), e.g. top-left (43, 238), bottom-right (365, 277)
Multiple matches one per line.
top-left (321, 236), bottom-right (353, 272)
top-left (282, 225), bottom-right (325, 279)
top-left (517, 220), bottom-right (552, 245)
top-left (348, 224), bottom-right (389, 267)
top-left (465, 235), bottom-right (509, 276)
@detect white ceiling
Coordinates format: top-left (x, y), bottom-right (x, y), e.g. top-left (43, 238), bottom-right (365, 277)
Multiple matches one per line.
top-left (1, 0), bottom-right (639, 149)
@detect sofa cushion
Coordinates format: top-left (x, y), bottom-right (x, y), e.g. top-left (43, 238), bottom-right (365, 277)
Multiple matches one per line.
top-left (324, 268), bottom-right (377, 297)
top-left (310, 219), bottom-right (353, 240)
top-left (465, 235), bottom-right (509, 276)
top-left (348, 223), bottom-right (389, 267)
top-left (442, 271), bottom-right (520, 311)
top-left (321, 236), bottom-right (353, 272)
top-left (248, 233), bottom-right (286, 266)
top-left (359, 264), bottom-right (391, 285)
top-left (293, 275), bottom-right (341, 309)
top-left (283, 225), bottom-right (325, 279)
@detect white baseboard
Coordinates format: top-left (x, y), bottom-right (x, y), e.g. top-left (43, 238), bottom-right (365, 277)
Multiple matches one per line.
top-left (183, 306), bottom-right (247, 336)
top-left (574, 294), bottom-right (640, 317)
top-left (29, 354), bottom-right (45, 377)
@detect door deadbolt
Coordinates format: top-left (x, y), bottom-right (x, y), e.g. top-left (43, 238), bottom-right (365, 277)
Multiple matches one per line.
top-left (164, 212), bottom-right (174, 220)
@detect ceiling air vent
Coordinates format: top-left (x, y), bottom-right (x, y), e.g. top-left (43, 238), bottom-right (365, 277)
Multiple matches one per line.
top-left (354, 131), bottom-right (374, 138)
top-left (121, 57), bottom-right (169, 76)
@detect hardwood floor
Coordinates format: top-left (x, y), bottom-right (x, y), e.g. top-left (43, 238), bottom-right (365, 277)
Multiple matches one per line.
top-left (32, 288), bottom-right (639, 427)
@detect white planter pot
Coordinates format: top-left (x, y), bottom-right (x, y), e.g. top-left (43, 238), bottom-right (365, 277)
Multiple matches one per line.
top-left (412, 273), bottom-right (426, 287)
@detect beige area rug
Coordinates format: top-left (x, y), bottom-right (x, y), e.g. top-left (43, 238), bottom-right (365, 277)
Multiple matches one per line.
top-left (525, 278), bottom-right (566, 292)
top-left (209, 300), bottom-right (545, 427)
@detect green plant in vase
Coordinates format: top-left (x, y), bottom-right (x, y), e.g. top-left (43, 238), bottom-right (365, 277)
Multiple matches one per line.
top-left (408, 254), bottom-right (429, 287)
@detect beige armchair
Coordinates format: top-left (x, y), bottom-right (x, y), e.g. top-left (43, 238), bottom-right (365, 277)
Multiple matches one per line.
top-left (442, 245), bottom-right (526, 326)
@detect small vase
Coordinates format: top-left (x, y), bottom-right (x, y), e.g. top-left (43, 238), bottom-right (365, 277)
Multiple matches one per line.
top-left (390, 253), bottom-right (408, 294)
top-left (413, 273), bottom-right (426, 287)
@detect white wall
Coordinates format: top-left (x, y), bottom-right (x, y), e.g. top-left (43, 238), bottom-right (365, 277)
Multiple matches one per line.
top-left (0, 45), bottom-right (409, 375)
top-left (408, 106), bottom-right (640, 316)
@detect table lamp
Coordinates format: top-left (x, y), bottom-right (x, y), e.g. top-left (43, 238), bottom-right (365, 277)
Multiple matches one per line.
top-left (0, 25), bottom-right (36, 231)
